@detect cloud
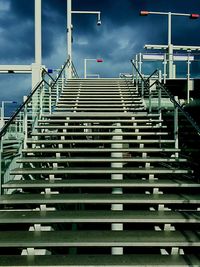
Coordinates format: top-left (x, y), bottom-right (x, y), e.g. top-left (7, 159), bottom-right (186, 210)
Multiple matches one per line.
top-left (0, 0), bottom-right (10, 12)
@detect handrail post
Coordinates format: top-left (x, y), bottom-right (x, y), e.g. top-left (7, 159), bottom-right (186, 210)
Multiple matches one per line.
top-left (174, 96), bottom-right (179, 157)
top-left (23, 96), bottom-right (28, 149)
top-left (135, 55), bottom-right (138, 85)
top-left (56, 74), bottom-right (59, 104)
top-left (163, 53), bottom-right (167, 84)
top-left (0, 137), bottom-right (2, 195)
top-left (141, 80), bottom-right (144, 98)
top-left (158, 83), bottom-right (162, 121)
top-left (132, 60), bottom-right (135, 85)
top-left (49, 79), bottom-right (52, 114)
top-left (187, 54), bottom-right (191, 104)
top-left (149, 85), bottom-right (152, 114)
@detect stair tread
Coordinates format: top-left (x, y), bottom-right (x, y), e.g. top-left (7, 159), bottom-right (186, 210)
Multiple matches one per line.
top-left (10, 167), bottom-right (190, 175)
top-left (0, 230), bottom-right (199, 247)
top-left (3, 178), bottom-right (199, 188)
top-left (0, 254), bottom-right (199, 266)
top-left (31, 131), bottom-right (169, 136)
top-left (0, 193), bottom-right (200, 204)
top-left (0, 210), bottom-right (199, 223)
top-left (26, 139), bottom-right (174, 144)
top-left (21, 148), bottom-right (180, 153)
top-left (34, 125), bottom-right (167, 129)
top-left (17, 157), bottom-right (185, 163)
top-left (38, 119), bottom-right (163, 123)
top-left (42, 112), bottom-right (158, 118)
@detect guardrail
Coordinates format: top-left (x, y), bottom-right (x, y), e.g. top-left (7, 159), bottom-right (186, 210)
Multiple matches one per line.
top-left (0, 58), bottom-right (79, 194)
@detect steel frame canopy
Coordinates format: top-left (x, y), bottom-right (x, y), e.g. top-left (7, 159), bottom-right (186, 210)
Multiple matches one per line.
top-left (140, 10), bottom-right (200, 78)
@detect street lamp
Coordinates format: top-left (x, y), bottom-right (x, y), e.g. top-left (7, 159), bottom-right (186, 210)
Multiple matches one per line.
top-left (140, 10), bottom-right (199, 78)
top-left (84, 58), bottom-right (103, 79)
top-left (67, 0), bottom-right (102, 79)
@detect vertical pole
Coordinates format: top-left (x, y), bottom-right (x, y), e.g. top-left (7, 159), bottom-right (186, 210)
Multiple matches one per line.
top-left (35, 0), bottom-right (42, 66)
top-left (139, 53), bottom-right (142, 76)
top-left (67, 0), bottom-right (72, 79)
top-left (187, 54), bottom-right (191, 103)
top-left (168, 12), bottom-right (173, 79)
top-left (163, 53), bottom-right (167, 84)
top-left (0, 137), bottom-right (2, 195)
top-left (1, 102), bottom-right (4, 126)
top-left (135, 55), bottom-right (138, 89)
top-left (174, 96), bottom-right (179, 157)
top-left (32, 0), bottom-right (42, 89)
top-left (84, 59), bottom-right (87, 79)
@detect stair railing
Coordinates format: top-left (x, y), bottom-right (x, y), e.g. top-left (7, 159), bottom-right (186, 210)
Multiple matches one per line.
top-left (130, 60), bottom-right (200, 162)
top-left (0, 59), bottom-right (71, 195)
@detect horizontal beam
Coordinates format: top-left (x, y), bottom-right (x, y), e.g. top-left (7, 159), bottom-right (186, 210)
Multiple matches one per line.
top-left (142, 54), bottom-right (194, 61)
top-left (144, 44), bottom-right (200, 51)
top-left (0, 65), bottom-right (32, 74)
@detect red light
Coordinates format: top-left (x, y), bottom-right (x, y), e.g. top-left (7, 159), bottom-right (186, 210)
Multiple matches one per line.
top-left (190, 14), bottom-right (200, 19)
top-left (96, 59), bottom-right (103, 63)
top-left (140, 11), bottom-right (149, 16)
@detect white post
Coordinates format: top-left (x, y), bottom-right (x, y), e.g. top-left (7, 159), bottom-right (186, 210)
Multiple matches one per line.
top-left (163, 53), bottom-right (167, 83)
top-left (35, 0), bottom-right (42, 66)
top-left (84, 59), bottom-right (87, 79)
top-left (139, 53), bottom-right (142, 75)
top-left (1, 102), bottom-right (5, 127)
top-left (32, 0), bottom-right (42, 88)
top-left (67, 0), bottom-right (72, 79)
top-left (187, 54), bottom-right (191, 103)
top-left (168, 12), bottom-right (173, 79)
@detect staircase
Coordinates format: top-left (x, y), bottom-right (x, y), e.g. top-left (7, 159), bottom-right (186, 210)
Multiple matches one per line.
top-left (0, 78), bottom-right (200, 266)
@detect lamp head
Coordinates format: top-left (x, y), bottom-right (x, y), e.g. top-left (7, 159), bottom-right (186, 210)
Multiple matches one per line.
top-left (97, 20), bottom-right (101, 26)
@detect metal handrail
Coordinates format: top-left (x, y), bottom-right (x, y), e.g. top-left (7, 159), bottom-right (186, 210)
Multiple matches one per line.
top-left (131, 60), bottom-right (146, 83)
top-left (71, 62), bottom-right (79, 78)
top-left (131, 59), bottom-right (200, 134)
top-left (145, 69), bottom-right (159, 85)
top-left (0, 59), bottom-right (70, 138)
top-left (156, 80), bottom-right (200, 134)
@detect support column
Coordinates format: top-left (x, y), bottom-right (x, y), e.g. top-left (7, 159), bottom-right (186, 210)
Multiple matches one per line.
top-left (67, 0), bottom-right (72, 79)
top-left (111, 124), bottom-right (123, 255)
top-left (32, 0), bottom-right (42, 88)
top-left (35, 0), bottom-right (42, 66)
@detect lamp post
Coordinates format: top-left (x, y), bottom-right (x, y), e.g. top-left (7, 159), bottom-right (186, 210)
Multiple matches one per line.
top-left (67, 0), bottom-right (101, 79)
top-left (84, 58), bottom-right (103, 79)
top-left (140, 11), bottom-right (199, 78)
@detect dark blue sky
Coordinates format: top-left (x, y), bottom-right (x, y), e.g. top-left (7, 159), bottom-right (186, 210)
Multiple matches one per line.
top-left (0, 0), bottom-right (200, 105)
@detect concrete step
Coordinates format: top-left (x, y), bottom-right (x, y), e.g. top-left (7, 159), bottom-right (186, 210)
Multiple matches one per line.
top-left (10, 167), bottom-right (190, 175)
top-left (16, 156), bottom-right (186, 164)
top-left (0, 230), bottom-right (199, 248)
top-left (0, 193), bottom-right (199, 205)
top-left (0, 254), bottom-right (199, 267)
top-left (21, 148), bottom-right (179, 153)
top-left (26, 139), bottom-right (174, 144)
top-left (0, 210), bottom-right (199, 224)
top-left (34, 125), bottom-right (167, 130)
top-left (3, 178), bottom-right (197, 189)
top-left (38, 119), bottom-right (163, 123)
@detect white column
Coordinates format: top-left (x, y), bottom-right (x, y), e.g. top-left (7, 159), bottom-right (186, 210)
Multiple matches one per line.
top-left (168, 12), bottom-right (173, 79)
top-left (32, 0), bottom-right (42, 88)
top-left (67, 0), bottom-right (72, 79)
top-left (84, 59), bottom-right (87, 79)
top-left (35, 0), bottom-right (42, 66)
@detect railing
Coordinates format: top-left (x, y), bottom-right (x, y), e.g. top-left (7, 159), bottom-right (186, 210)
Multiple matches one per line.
top-left (131, 59), bottom-right (200, 176)
top-left (0, 58), bottom-right (76, 195)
